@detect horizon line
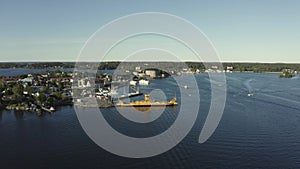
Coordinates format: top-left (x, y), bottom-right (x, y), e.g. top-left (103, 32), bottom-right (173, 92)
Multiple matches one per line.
top-left (1, 60), bottom-right (300, 64)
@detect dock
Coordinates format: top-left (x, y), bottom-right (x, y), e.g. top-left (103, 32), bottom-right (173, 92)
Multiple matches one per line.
top-left (112, 92), bottom-right (143, 100)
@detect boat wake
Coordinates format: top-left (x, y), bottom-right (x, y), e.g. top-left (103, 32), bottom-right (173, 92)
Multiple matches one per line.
top-left (244, 79), bottom-right (255, 95)
top-left (252, 93), bottom-right (300, 112)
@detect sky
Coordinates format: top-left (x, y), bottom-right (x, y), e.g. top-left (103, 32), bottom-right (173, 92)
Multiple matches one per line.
top-left (0, 0), bottom-right (300, 63)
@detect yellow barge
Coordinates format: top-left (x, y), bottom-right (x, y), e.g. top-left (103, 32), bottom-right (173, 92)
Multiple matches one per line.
top-left (115, 94), bottom-right (177, 107)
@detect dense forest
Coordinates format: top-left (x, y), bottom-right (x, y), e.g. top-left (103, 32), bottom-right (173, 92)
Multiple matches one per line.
top-left (222, 63), bottom-right (300, 72)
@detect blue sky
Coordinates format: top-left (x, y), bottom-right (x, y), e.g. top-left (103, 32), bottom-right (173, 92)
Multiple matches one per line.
top-left (0, 0), bottom-right (299, 62)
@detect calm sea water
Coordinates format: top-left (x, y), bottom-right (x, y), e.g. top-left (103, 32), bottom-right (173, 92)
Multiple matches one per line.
top-left (1, 72), bottom-right (300, 168)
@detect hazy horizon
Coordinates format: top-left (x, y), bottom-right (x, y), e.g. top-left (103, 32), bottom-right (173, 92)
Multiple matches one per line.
top-left (1, 0), bottom-right (300, 63)
top-left (1, 60), bottom-right (300, 64)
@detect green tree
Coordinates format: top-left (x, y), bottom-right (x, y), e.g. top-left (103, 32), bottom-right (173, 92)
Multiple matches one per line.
top-left (24, 86), bottom-right (33, 95)
top-left (0, 81), bottom-right (6, 92)
top-left (38, 93), bottom-right (47, 102)
top-left (57, 82), bottom-right (63, 90)
top-left (53, 92), bottom-right (62, 100)
top-left (4, 88), bottom-right (12, 96)
top-left (36, 93), bottom-right (47, 106)
top-left (19, 74), bottom-right (27, 79)
top-left (40, 86), bottom-right (49, 93)
top-left (46, 96), bottom-right (54, 105)
top-left (12, 84), bottom-right (24, 96)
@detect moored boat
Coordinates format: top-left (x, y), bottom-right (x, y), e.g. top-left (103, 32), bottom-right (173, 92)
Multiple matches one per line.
top-left (115, 94), bottom-right (177, 107)
top-left (139, 79), bottom-right (149, 85)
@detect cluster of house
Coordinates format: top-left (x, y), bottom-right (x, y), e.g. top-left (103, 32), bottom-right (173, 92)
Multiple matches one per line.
top-left (74, 69), bottom-right (155, 103)
top-left (280, 69), bottom-right (297, 78)
top-left (0, 72), bottom-right (74, 112)
top-left (133, 66), bottom-right (234, 75)
top-left (204, 66), bottom-right (233, 73)
top-left (282, 69), bottom-right (297, 74)
top-left (74, 74), bottom-right (112, 103)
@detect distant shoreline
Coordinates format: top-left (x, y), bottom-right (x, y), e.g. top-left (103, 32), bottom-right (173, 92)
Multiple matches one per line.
top-left (0, 62), bottom-right (300, 73)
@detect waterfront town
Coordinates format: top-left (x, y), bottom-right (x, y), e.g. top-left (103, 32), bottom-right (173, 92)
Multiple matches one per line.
top-left (0, 62), bottom-right (298, 115)
top-left (0, 70), bottom-right (73, 115)
top-left (0, 66), bottom-right (173, 115)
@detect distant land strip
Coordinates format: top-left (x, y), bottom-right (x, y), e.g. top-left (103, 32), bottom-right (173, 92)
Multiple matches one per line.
top-left (0, 62), bottom-right (300, 73)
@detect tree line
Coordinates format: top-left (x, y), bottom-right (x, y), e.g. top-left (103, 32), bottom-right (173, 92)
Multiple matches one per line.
top-left (1, 62), bottom-right (299, 72)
